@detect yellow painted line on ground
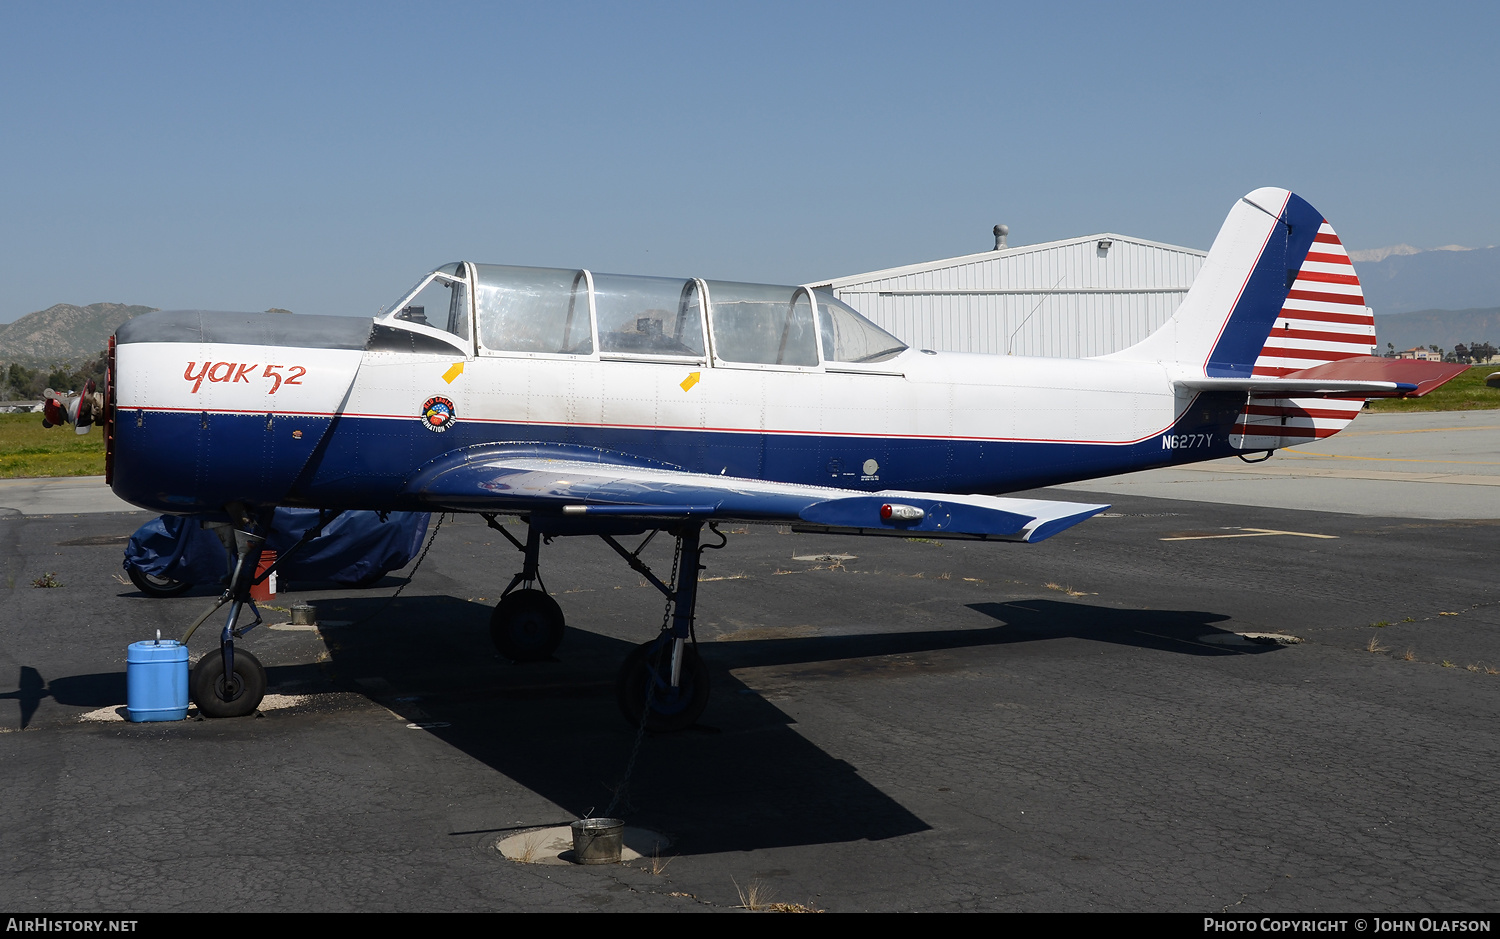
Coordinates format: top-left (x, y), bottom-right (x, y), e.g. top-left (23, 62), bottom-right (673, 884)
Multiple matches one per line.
top-left (1284, 451), bottom-right (1500, 467)
top-left (1341, 425), bottom-right (1499, 437)
top-left (1174, 462), bottom-right (1500, 485)
top-left (1160, 527), bottom-right (1339, 542)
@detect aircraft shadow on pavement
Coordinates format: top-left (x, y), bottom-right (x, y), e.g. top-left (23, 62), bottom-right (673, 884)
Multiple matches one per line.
top-left (298, 590), bottom-right (1272, 853)
top-left (965, 599), bottom-right (1281, 656)
top-left (297, 592), bottom-right (938, 855)
top-left (8, 590), bottom-right (1270, 852)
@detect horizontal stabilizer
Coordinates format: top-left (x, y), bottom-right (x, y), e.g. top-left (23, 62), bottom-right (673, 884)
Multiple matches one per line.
top-left (1177, 355), bottom-right (1467, 399)
top-left (1280, 356), bottom-right (1469, 397)
top-left (1176, 376), bottom-right (1410, 397)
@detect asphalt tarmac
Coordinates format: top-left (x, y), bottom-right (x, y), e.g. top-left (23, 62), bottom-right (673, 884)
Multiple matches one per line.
top-left (1, 413), bottom-right (1497, 913)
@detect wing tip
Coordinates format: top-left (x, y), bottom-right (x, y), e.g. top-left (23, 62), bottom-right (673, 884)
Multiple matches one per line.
top-left (1023, 503), bottom-right (1111, 543)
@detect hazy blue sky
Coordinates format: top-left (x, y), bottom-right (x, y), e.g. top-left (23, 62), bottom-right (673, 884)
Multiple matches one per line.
top-left (1, 1), bottom-right (1495, 321)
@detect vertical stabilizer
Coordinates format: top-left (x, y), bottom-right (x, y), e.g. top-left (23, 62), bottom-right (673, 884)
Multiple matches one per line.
top-left (1110, 188), bottom-right (1377, 449)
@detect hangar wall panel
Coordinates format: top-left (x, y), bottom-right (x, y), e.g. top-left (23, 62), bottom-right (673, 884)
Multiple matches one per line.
top-left (819, 235), bottom-right (1206, 359)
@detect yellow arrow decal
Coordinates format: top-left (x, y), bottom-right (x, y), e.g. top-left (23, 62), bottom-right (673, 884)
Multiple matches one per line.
top-left (442, 362), bottom-right (464, 384)
top-left (680, 370), bottom-right (701, 392)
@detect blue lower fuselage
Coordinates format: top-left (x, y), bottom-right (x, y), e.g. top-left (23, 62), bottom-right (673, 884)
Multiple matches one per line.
top-left (110, 397), bottom-right (1245, 517)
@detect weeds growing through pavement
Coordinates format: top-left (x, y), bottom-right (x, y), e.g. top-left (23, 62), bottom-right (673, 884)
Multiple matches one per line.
top-left (733, 876), bottom-right (770, 911)
top-left (648, 847), bottom-right (673, 876)
top-left (517, 832), bottom-right (544, 864)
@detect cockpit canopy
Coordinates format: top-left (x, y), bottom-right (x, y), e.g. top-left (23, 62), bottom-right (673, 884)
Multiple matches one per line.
top-left (379, 263), bottom-right (907, 366)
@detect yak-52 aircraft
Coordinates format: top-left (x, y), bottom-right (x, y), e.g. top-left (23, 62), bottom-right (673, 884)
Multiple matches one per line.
top-left (76, 187), bottom-right (1462, 727)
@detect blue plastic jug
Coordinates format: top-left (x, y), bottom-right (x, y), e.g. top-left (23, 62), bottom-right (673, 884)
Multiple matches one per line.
top-left (125, 636), bottom-right (189, 722)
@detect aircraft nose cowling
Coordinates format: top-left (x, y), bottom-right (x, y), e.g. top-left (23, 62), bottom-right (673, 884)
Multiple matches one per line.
top-left (109, 310), bottom-right (371, 514)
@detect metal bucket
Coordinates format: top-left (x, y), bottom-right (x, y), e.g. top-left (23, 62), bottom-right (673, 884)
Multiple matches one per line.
top-left (570, 818), bottom-right (625, 865)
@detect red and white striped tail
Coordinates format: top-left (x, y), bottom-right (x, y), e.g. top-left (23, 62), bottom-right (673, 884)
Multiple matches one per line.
top-left (1231, 219), bottom-right (1376, 450)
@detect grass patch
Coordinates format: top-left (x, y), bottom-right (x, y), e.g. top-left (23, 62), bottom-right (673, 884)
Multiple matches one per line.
top-left (0, 413), bottom-right (105, 478)
top-left (1366, 365), bottom-right (1500, 413)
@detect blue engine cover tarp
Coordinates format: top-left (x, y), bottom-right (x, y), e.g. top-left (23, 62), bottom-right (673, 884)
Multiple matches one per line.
top-left (123, 510), bottom-right (430, 587)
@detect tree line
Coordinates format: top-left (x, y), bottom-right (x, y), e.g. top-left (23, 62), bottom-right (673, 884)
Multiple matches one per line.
top-left (3, 349), bottom-right (109, 401)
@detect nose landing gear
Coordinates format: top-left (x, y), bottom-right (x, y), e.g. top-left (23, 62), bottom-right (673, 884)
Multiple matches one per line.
top-left (190, 647), bottom-right (266, 719)
top-left (181, 517), bottom-right (271, 718)
top-left (177, 507), bottom-right (343, 718)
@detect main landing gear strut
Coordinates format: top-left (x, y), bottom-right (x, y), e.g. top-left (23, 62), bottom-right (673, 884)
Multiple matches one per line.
top-left (485, 514), bottom-right (726, 731)
top-left (483, 517), bottom-right (566, 662)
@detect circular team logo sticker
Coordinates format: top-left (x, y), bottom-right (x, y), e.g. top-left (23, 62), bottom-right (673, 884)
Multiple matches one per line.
top-left (421, 395), bottom-right (456, 432)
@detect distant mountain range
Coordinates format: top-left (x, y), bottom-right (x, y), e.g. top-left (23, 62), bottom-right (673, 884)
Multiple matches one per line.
top-left (1353, 244), bottom-right (1499, 315)
top-left (0, 304), bottom-right (305, 367)
top-left (1372, 306), bottom-right (1500, 354)
top-left (0, 303), bottom-right (156, 367)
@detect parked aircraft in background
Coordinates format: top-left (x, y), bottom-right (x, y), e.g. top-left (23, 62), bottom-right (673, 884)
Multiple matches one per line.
top-left (71, 187), bottom-right (1464, 727)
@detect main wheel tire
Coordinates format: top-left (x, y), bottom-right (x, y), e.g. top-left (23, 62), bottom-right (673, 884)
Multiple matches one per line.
top-left (490, 589), bottom-right (565, 661)
top-left (616, 639), bottom-right (710, 733)
top-left (190, 648), bottom-right (267, 718)
top-left (126, 564), bottom-right (193, 598)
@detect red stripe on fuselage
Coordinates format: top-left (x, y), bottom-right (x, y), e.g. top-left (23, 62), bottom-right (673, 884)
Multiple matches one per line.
top-left (124, 403), bottom-right (1197, 448)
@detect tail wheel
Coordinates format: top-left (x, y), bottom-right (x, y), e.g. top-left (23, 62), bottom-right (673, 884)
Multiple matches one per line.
top-left (490, 588), bottom-right (565, 661)
top-left (616, 639), bottom-right (709, 733)
top-left (190, 648), bottom-right (266, 718)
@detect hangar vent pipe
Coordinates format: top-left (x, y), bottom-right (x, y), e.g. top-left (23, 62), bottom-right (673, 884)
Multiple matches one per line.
top-left (993, 224), bottom-right (1009, 251)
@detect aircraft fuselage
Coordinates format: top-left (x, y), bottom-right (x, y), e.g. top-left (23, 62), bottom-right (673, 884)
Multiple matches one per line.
top-left (109, 311), bottom-right (1239, 517)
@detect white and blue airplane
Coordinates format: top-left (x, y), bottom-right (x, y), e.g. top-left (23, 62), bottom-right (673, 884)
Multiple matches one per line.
top-left (92, 187), bottom-right (1462, 726)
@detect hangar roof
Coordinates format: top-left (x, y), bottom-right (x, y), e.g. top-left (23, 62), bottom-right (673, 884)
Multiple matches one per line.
top-left (810, 233), bottom-right (1206, 292)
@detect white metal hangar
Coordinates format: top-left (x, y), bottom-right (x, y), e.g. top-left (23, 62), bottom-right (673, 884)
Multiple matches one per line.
top-left (809, 232), bottom-right (1207, 359)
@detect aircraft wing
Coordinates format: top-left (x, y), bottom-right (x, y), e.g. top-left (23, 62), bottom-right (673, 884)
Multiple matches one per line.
top-left (403, 449), bottom-right (1108, 543)
top-left (1176, 356), bottom-right (1469, 398)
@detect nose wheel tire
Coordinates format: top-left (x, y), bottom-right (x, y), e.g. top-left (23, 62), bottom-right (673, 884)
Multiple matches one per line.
top-left (616, 639), bottom-right (709, 733)
top-left (490, 589), bottom-right (565, 661)
top-left (190, 648), bottom-right (267, 718)
top-left (126, 565), bottom-right (193, 598)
